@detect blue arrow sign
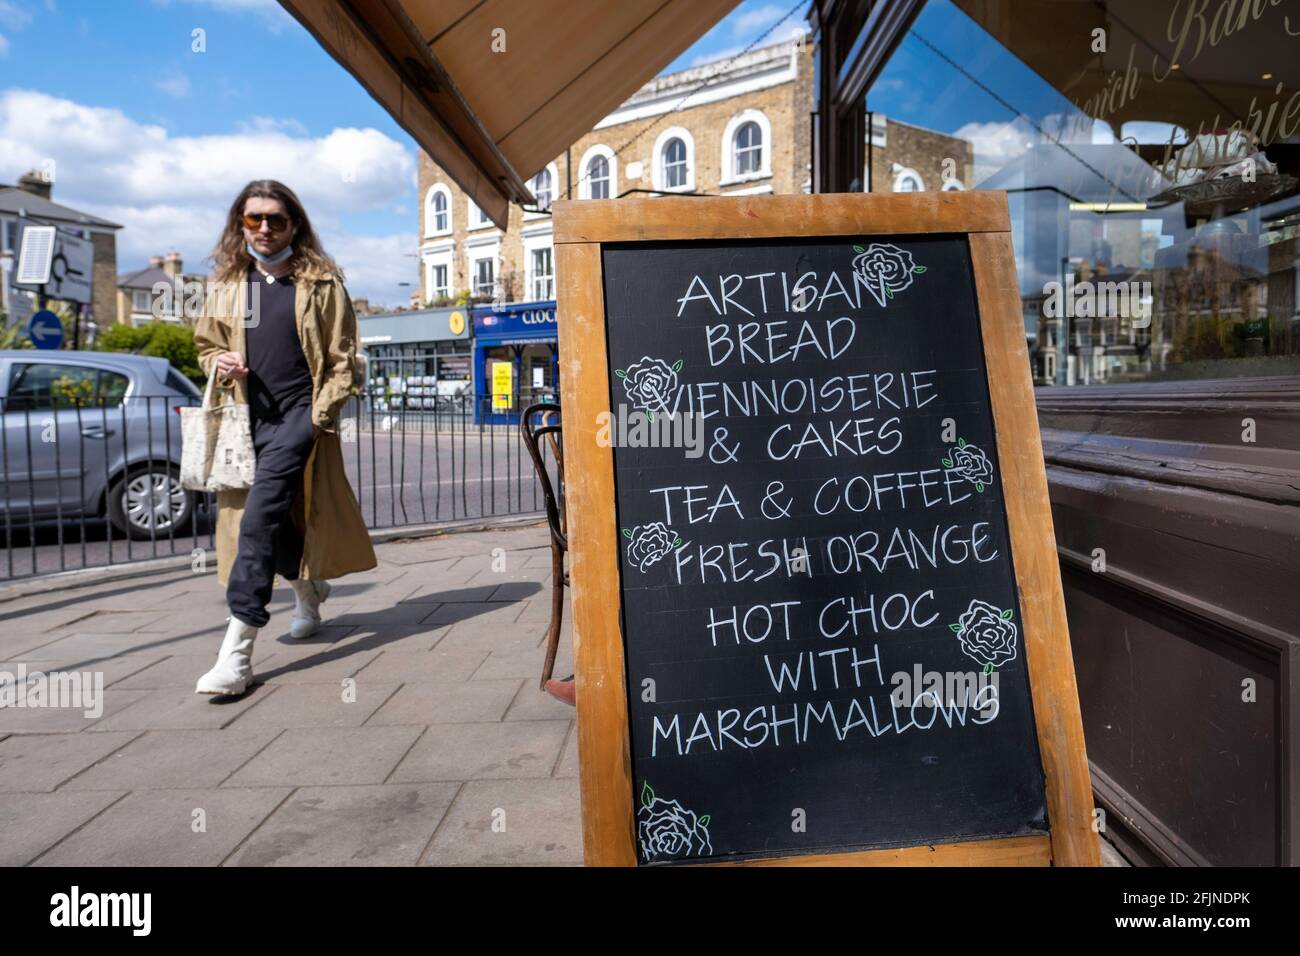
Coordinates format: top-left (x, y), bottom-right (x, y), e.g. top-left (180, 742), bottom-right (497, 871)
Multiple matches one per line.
top-left (26, 310), bottom-right (65, 351)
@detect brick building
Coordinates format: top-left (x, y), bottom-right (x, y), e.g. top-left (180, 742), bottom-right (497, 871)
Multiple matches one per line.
top-left (866, 114), bottom-right (975, 194)
top-left (416, 37), bottom-right (815, 307)
top-left (116, 252), bottom-right (208, 327)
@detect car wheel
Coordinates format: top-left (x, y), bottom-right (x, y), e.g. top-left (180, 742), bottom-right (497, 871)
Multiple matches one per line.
top-left (107, 464), bottom-right (195, 540)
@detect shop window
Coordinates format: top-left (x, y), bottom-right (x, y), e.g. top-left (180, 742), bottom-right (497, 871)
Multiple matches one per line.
top-left (864, 0), bottom-right (1300, 385)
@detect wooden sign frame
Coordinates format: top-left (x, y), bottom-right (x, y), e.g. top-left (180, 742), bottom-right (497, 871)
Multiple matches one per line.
top-left (553, 192), bottom-right (1100, 867)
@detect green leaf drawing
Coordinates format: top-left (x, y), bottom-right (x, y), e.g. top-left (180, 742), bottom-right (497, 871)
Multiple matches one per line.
top-left (614, 369), bottom-right (626, 379)
top-left (913, 266), bottom-right (927, 274)
top-left (852, 244), bottom-right (864, 253)
top-left (957, 437), bottom-right (966, 448)
top-left (975, 482), bottom-right (985, 492)
top-left (1000, 608), bottom-right (1014, 620)
top-left (648, 411), bottom-right (656, 421)
top-left (885, 287), bottom-right (894, 299)
top-left (641, 781), bottom-right (655, 807)
top-left (622, 528), bottom-right (633, 539)
top-left (941, 457), bottom-right (953, 467)
top-left (983, 662), bottom-right (994, 675)
top-left (949, 623), bottom-right (963, 633)
top-left (698, 814), bottom-right (711, 828)
top-left (671, 358), bottom-right (683, 372)
top-left (673, 536), bottom-right (682, 548)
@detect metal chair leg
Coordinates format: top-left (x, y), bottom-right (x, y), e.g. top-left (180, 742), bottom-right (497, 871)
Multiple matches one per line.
top-left (539, 542), bottom-right (565, 689)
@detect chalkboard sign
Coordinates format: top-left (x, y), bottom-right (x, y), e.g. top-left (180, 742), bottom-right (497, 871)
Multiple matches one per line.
top-left (554, 194), bottom-right (1098, 867)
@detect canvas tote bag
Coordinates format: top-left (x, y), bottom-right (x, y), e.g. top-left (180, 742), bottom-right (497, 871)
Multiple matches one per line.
top-left (180, 373), bottom-right (256, 492)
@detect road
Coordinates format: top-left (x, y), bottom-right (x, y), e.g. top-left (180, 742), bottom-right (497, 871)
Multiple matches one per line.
top-left (0, 428), bottom-right (553, 581)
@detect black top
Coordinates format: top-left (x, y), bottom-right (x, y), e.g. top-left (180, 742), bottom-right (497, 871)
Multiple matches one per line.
top-left (244, 266), bottom-right (313, 419)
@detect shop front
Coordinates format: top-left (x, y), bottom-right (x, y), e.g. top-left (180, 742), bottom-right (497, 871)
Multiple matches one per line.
top-left (472, 300), bottom-right (559, 424)
top-left (357, 306), bottom-right (472, 415)
top-left (811, 0), bottom-right (1300, 865)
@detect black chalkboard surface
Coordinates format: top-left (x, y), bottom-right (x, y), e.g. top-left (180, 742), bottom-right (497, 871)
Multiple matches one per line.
top-left (601, 235), bottom-right (1048, 864)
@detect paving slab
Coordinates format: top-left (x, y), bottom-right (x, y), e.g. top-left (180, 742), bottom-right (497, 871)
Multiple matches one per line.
top-left (224, 725), bottom-right (425, 787)
top-left (225, 783), bottom-right (460, 867)
top-left (0, 790), bottom-right (126, 866)
top-left (0, 687), bottom-right (151, 734)
top-left (389, 720), bottom-right (569, 782)
top-left (367, 679), bottom-right (522, 725)
top-left (60, 728), bottom-right (282, 790)
top-left (0, 730), bottom-right (141, 792)
top-left (88, 684), bottom-right (277, 732)
top-left (420, 778), bottom-right (582, 866)
top-left (32, 787), bottom-right (291, 866)
top-left (353, 647), bottom-right (489, 683)
top-left (225, 681), bottom-right (400, 730)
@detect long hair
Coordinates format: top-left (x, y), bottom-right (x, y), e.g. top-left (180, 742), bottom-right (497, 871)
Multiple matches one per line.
top-left (209, 179), bottom-right (342, 283)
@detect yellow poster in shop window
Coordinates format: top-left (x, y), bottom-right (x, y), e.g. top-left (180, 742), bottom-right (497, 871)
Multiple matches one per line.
top-left (492, 361), bottom-right (514, 412)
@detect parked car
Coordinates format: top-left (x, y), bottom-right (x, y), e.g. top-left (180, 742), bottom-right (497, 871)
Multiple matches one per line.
top-left (0, 350), bottom-right (204, 539)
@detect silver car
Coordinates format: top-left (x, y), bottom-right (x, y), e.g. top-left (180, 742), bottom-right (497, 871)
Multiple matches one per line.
top-left (0, 349), bottom-right (204, 539)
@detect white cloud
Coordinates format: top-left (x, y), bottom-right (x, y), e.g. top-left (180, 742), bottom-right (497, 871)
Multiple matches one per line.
top-left (951, 117), bottom-right (1036, 183)
top-left (731, 3), bottom-right (785, 37)
top-left (0, 33), bottom-right (9, 57)
top-left (0, 89), bottom-right (418, 304)
top-left (150, 0), bottom-right (291, 30)
top-left (156, 69), bottom-right (191, 99)
top-left (0, 0), bottom-right (34, 30)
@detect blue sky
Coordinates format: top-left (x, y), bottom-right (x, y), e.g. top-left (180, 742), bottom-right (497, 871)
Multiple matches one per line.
top-left (0, 0), bottom-right (811, 306)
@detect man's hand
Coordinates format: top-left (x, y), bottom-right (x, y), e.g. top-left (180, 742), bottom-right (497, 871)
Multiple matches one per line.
top-left (215, 352), bottom-right (248, 380)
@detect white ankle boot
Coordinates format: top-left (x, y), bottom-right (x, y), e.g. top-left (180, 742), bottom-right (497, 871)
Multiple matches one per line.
top-left (289, 578), bottom-right (331, 638)
top-left (195, 617), bottom-right (258, 696)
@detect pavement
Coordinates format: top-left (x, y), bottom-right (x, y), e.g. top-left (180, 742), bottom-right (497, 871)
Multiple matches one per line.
top-left (0, 521), bottom-right (580, 866)
top-left (0, 519), bottom-right (1132, 868)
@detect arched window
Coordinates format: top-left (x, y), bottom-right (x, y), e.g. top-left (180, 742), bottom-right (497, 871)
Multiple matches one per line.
top-left (588, 154), bottom-right (610, 199)
top-left (663, 138), bottom-right (687, 189)
top-left (424, 184), bottom-right (452, 237)
top-left (893, 167), bottom-right (924, 193)
top-left (734, 121), bottom-right (762, 176)
top-left (533, 168), bottom-right (553, 211)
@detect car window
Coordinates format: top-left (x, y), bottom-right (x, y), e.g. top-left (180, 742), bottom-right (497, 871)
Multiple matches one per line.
top-left (4, 363), bottom-right (131, 412)
top-left (165, 368), bottom-right (202, 400)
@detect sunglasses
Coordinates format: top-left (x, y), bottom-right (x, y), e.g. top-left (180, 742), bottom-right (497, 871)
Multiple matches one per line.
top-left (242, 212), bottom-right (292, 232)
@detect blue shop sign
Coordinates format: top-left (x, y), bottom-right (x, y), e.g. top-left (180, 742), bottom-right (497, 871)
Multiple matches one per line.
top-left (473, 301), bottom-right (557, 345)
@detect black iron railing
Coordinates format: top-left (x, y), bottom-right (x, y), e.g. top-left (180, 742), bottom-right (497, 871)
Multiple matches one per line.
top-left (0, 390), bottom-right (554, 582)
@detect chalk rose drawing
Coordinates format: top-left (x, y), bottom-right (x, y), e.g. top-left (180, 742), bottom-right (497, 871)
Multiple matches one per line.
top-left (637, 782), bottom-right (712, 862)
top-left (623, 522), bottom-right (681, 572)
top-left (851, 241), bottom-right (927, 308)
top-left (614, 356), bottom-right (682, 419)
top-left (942, 437), bottom-right (994, 492)
top-left (950, 599), bottom-right (1018, 672)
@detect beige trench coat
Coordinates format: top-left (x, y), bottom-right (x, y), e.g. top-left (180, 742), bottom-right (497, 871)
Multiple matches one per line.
top-left (193, 264), bottom-right (377, 586)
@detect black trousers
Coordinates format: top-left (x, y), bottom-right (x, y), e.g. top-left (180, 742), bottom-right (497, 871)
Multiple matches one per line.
top-left (227, 399), bottom-right (316, 628)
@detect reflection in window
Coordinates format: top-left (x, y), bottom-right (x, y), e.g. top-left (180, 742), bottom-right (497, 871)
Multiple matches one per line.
top-left (533, 168), bottom-right (553, 211)
top-left (864, 0), bottom-right (1300, 385)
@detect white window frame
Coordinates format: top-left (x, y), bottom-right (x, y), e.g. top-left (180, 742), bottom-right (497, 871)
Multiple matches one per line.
top-left (652, 126), bottom-right (695, 193)
top-left (424, 183), bottom-right (453, 238)
top-left (892, 166), bottom-right (925, 192)
top-left (465, 235), bottom-right (501, 300)
top-left (467, 198), bottom-right (496, 231)
top-left (522, 224), bottom-right (554, 302)
top-left (579, 144), bottom-right (618, 200)
top-left (720, 109), bottom-right (772, 185)
top-left (523, 162), bottom-right (560, 219)
top-left (131, 289), bottom-right (152, 313)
